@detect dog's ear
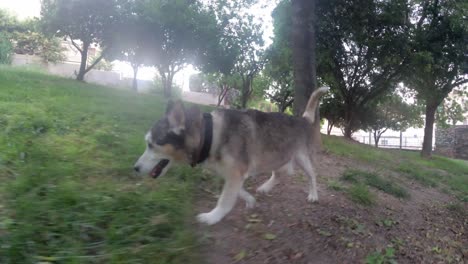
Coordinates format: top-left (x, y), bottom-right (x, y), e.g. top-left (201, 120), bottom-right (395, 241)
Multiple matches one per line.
top-left (166, 100), bottom-right (185, 134)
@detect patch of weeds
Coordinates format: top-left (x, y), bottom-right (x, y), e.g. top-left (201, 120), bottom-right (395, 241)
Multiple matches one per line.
top-left (445, 202), bottom-right (466, 216)
top-left (390, 237), bottom-right (405, 251)
top-left (317, 229), bottom-right (333, 237)
top-left (366, 246), bottom-right (397, 264)
top-left (431, 246), bottom-right (442, 254)
top-left (342, 170), bottom-right (409, 199)
top-left (342, 170), bottom-right (359, 183)
top-left (397, 164), bottom-right (438, 187)
top-left (335, 216), bottom-right (366, 235)
top-left (376, 218), bottom-right (399, 229)
top-left (327, 180), bottom-right (345, 191)
top-left (347, 184), bottom-right (376, 206)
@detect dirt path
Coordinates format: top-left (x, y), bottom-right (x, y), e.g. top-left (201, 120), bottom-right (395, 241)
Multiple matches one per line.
top-left (196, 154), bottom-right (467, 264)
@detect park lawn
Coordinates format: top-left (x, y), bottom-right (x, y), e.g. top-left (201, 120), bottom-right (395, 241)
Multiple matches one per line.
top-left (0, 66), bottom-right (202, 263)
top-left (1, 66), bottom-right (467, 263)
top-left (323, 135), bottom-right (468, 201)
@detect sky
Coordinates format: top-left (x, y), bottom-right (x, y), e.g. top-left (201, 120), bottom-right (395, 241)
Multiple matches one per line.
top-left (0, 0), bottom-right (275, 90)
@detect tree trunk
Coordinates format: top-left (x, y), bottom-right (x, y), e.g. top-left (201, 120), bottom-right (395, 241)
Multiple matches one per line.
top-left (327, 121), bottom-right (334, 135)
top-left (344, 102), bottom-right (356, 139)
top-left (240, 77), bottom-right (252, 109)
top-left (132, 64), bottom-right (139, 92)
top-left (343, 106), bottom-right (354, 139)
top-left (164, 78), bottom-right (172, 97)
top-left (292, 0), bottom-right (321, 146)
top-left (160, 72), bottom-right (173, 98)
top-left (344, 126), bottom-right (353, 139)
top-left (76, 43), bottom-right (89, 81)
top-left (421, 102), bottom-right (438, 158)
top-left (217, 85), bottom-right (229, 107)
top-left (280, 103), bottom-right (287, 113)
top-left (374, 131), bottom-right (379, 147)
top-left (241, 85), bottom-right (249, 108)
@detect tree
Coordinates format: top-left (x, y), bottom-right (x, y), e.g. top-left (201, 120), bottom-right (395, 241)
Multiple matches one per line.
top-left (13, 31), bottom-right (66, 63)
top-left (189, 73), bottom-right (217, 94)
top-left (106, 1), bottom-right (153, 91)
top-left (197, 0), bottom-right (265, 108)
top-left (436, 87), bottom-right (468, 128)
top-left (0, 9), bottom-right (19, 33)
top-left (264, 0), bottom-right (294, 113)
top-left (290, 0), bottom-right (323, 145)
top-left (0, 32), bottom-right (13, 65)
top-left (291, 0), bottom-right (317, 116)
top-left (321, 91), bottom-right (345, 135)
top-left (136, 0), bottom-right (218, 97)
top-left (405, 0), bottom-right (467, 157)
top-left (364, 94), bottom-right (423, 147)
top-left (317, 0), bottom-right (410, 139)
top-left (1, 10), bottom-right (65, 64)
top-left (41, 0), bottom-right (120, 81)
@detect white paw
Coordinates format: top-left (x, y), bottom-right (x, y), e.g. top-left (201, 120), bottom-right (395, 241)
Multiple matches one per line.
top-left (256, 184), bottom-right (272, 194)
top-left (307, 192), bottom-right (318, 202)
top-left (197, 211), bottom-right (222, 225)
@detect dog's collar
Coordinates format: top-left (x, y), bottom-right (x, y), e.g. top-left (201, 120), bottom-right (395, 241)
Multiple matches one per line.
top-left (191, 113), bottom-right (213, 167)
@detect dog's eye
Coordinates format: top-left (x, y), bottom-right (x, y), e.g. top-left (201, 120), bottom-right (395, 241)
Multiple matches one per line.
top-left (147, 143), bottom-right (153, 149)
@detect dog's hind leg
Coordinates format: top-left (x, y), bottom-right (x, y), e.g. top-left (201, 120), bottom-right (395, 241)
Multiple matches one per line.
top-left (256, 171), bottom-right (277, 194)
top-left (239, 188), bottom-right (256, 209)
top-left (296, 154), bottom-right (318, 202)
top-left (257, 162), bottom-right (293, 194)
top-left (197, 170), bottom-right (245, 225)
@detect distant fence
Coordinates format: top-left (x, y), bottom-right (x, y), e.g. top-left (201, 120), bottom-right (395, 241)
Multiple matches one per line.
top-left (353, 133), bottom-right (425, 150)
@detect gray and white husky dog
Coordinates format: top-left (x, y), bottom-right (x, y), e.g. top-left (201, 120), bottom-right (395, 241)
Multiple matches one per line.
top-left (134, 87), bottom-right (328, 225)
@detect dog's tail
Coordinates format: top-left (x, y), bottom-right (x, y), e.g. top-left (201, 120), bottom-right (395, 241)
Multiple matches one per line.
top-left (302, 87), bottom-right (329, 123)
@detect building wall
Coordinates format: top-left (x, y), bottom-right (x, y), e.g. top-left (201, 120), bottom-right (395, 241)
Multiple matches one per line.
top-left (435, 125), bottom-right (468, 160)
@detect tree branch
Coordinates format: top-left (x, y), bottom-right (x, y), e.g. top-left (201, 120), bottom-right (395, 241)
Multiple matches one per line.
top-left (450, 79), bottom-right (468, 89)
top-left (84, 49), bottom-right (107, 74)
top-left (416, 0), bottom-right (430, 30)
top-left (69, 36), bottom-right (83, 53)
top-left (349, 45), bottom-right (363, 88)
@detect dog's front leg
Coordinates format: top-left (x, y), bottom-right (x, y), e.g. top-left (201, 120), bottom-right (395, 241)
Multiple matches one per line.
top-left (197, 171), bottom-right (244, 225)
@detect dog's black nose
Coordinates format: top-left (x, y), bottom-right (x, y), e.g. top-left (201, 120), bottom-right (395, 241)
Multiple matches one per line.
top-left (134, 166), bottom-right (140, 172)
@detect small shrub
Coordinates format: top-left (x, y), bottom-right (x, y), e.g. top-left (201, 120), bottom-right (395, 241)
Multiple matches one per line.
top-left (347, 184), bottom-right (375, 206)
top-left (327, 180), bottom-right (345, 191)
top-left (366, 246), bottom-right (397, 264)
top-left (342, 170), bottom-right (409, 199)
top-left (397, 165), bottom-right (437, 187)
top-left (0, 32), bottom-right (13, 65)
top-left (149, 75), bottom-right (183, 99)
top-left (342, 170), bottom-right (360, 183)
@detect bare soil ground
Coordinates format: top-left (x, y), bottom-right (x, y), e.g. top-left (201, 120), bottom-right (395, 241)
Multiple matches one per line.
top-left (195, 152), bottom-right (467, 264)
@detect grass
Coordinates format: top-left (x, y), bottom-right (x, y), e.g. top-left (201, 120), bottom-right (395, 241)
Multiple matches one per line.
top-left (327, 179), bottom-right (345, 191)
top-left (323, 135), bottom-right (392, 164)
top-left (324, 135), bottom-right (468, 201)
top-left (0, 66), bottom-right (202, 263)
top-left (347, 184), bottom-right (376, 206)
top-left (342, 170), bottom-right (409, 199)
top-left (365, 246), bottom-right (397, 264)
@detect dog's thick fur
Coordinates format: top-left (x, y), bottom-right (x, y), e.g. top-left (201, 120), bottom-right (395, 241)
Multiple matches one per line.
top-left (134, 87), bottom-right (328, 225)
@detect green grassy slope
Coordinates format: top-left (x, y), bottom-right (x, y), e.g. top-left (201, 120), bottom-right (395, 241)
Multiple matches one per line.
top-left (323, 136), bottom-right (468, 201)
top-left (0, 67), bottom-right (202, 263)
top-left (1, 66), bottom-right (466, 263)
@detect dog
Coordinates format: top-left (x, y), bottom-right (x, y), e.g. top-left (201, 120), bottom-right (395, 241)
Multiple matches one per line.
top-left (134, 87), bottom-right (328, 225)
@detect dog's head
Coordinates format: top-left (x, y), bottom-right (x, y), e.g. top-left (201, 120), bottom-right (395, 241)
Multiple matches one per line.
top-left (134, 100), bottom-right (202, 178)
